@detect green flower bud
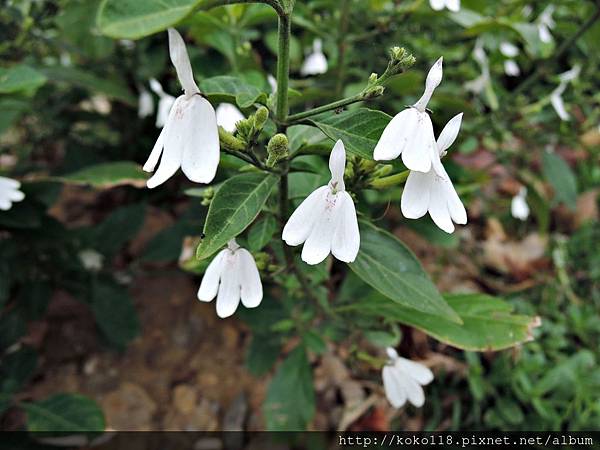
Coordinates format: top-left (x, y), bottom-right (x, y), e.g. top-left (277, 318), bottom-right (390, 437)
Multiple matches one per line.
top-left (253, 106), bottom-right (269, 130)
top-left (201, 186), bottom-right (215, 206)
top-left (364, 85), bottom-right (385, 99)
top-left (266, 133), bottom-right (289, 167)
top-left (368, 72), bottom-right (378, 86)
top-left (390, 46), bottom-right (406, 62)
top-left (218, 126), bottom-right (246, 152)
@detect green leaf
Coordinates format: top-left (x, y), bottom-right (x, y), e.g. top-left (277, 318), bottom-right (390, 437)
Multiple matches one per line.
top-left (246, 334), bottom-right (280, 377)
top-left (264, 346), bottom-right (315, 430)
top-left (199, 75), bottom-right (267, 108)
top-left (90, 279), bottom-right (140, 348)
top-left (23, 394), bottom-right (105, 432)
top-left (0, 347), bottom-right (37, 400)
top-left (0, 98), bottom-right (29, 135)
top-left (91, 203), bottom-right (146, 256)
top-left (309, 108), bottom-right (392, 160)
top-left (541, 151), bottom-right (578, 208)
top-left (0, 65), bottom-right (47, 94)
top-left (349, 220), bottom-right (461, 322)
top-left (58, 161), bottom-right (148, 189)
top-left (343, 292), bottom-right (539, 351)
top-left (196, 173), bottom-right (277, 260)
top-left (247, 215), bottom-right (277, 252)
top-left (97, 0), bottom-right (199, 39)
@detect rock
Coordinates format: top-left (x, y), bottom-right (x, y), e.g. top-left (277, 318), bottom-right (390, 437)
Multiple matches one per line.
top-left (101, 382), bottom-right (157, 430)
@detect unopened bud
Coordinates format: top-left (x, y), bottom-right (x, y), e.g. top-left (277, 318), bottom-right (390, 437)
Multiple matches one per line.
top-left (364, 85), bottom-right (385, 99)
top-left (390, 46), bottom-right (406, 62)
top-left (266, 133), bottom-right (289, 167)
top-left (253, 106), bottom-right (269, 130)
top-left (368, 72), bottom-right (378, 86)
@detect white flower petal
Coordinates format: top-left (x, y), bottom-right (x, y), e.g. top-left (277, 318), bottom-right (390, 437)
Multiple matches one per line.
top-left (373, 109), bottom-right (417, 161)
top-left (504, 60), bottom-right (520, 77)
top-left (156, 95), bottom-right (175, 128)
top-left (444, 177), bottom-right (467, 225)
top-left (149, 78), bottom-right (165, 96)
top-left (429, 0), bottom-right (445, 10)
top-left (6, 188), bottom-right (24, 202)
top-left (329, 139), bottom-right (346, 191)
top-left (382, 366), bottom-right (407, 408)
top-left (146, 96), bottom-right (185, 188)
top-left (401, 372), bottom-right (426, 407)
top-left (437, 113), bottom-right (463, 155)
top-left (197, 249), bottom-right (227, 302)
top-left (414, 57), bottom-right (443, 112)
top-left (429, 179), bottom-right (455, 233)
top-left (446, 0), bottom-right (460, 12)
top-left (331, 192), bottom-right (360, 263)
top-left (0, 198), bottom-right (12, 210)
top-left (238, 248), bottom-right (263, 308)
top-left (539, 24), bottom-right (552, 43)
top-left (180, 96), bottom-right (220, 184)
top-left (168, 28), bottom-right (200, 95)
top-left (143, 126), bottom-right (165, 173)
top-left (401, 111), bottom-right (435, 173)
top-left (401, 170), bottom-right (432, 219)
top-left (499, 42), bottom-right (519, 58)
top-left (551, 92), bottom-right (569, 121)
top-left (216, 103), bottom-right (245, 133)
top-left (0, 176), bottom-right (20, 190)
top-left (386, 347), bottom-right (399, 360)
top-left (396, 358), bottom-right (434, 385)
top-left (138, 90), bottom-right (154, 118)
top-left (301, 191), bottom-right (344, 265)
top-left (282, 185), bottom-right (329, 246)
top-left (301, 39), bottom-right (328, 76)
top-left (511, 188), bottom-right (530, 221)
top-left (216, 253), bottom-right (241, 318)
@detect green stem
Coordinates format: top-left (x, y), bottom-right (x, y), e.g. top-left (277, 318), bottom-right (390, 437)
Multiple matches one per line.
top-left (514, 6), bottom-right (600, 96)
top-left (369, 170), bottom-right (409, 189)
top-left (334, 0), bottom-right (351, 97)
top-left (286, 91), bottom-right (372, 123)
top-left (275, 13), bottom-right (291, 123)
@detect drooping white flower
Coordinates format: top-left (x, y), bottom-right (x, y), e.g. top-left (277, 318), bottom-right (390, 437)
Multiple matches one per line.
top-left (137, 88), bottom-right (154, 118)
top-left (429, 0), bottom-right (460, 12)
top-left (465, 41), bottom-right (490, 94)
top-left (550, 65), bottom-right (580, 121)
top-left (300, 39), bottom-right (328, 76)
top-left (143, 28), bottom-right (220, 189)
top-left (401, 113), bottom-right (467, 233)
top-left (197, 239), bottom-right (262, 319)
top-left (511, 187), bottom-right (530, 221)
top-left (267, 74), bottom-right (277, 93)
top-left (149, 78), bottom-right (176, 128)
top-left (78, 249), bottom-right (104, 272)
top-left (215, 103), bottom-right (245, 133)
top-left (382, 347), bottom-right (434, 409)
top-left (374, 57), bottom-right (445, 177)
top-left (504, 60), bottom-right (521, 77)
top-left (0, 176), bottom-right (25, 211)
top-left (499, 42), bottom-right (520, 77)
top-left (282, 140), bottom-right (360, 265)
top-left (538, 5), bottom-right (556, 44)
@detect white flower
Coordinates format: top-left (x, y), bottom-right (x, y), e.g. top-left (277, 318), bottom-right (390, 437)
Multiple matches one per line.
top-left (215, 103), bottom-right (245, 133)
top-left (374, 57), bottom-right (445, 177)
top-left (429, 0), bottom-right (460, 12)
top-left (149, 78), bottom-right (176, 128)
top-left (78, 249), bottom-right (104, 272)
top-left (465, 41), bottom-right (490, 94)
top-left (143, 28), bottom-right (220, 189)
top-left (300, 39), bottom-right (328, 76)
top-left (504, 60), bottom-right (520, 77)
top-left (499, 42), bottom-right (519, 58)
top-left (0, 176), bottom-right (25, 211)
top-left (282, 140), bottom-right (360, 265)
top-left (382, 347), bottom-right (434, 408)
top-left (401, 113), bottom-right (467, 233)
top-left (511, 187), bottom-right (530, 221)
top-left (137, 88), bottom-right (154, 118)
top-left (538, 5), bottom-right (555, 44)
top-left (267, 74), bottom-right (277, 93)
top-left (550, 65), bottom-right (580, 121)
top-left (197, 239), bottom-right (263, 319)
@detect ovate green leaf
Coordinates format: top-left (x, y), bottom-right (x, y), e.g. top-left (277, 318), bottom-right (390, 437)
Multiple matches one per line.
top-left (541, 151), bottom-right (578, 208)
top-left (199, 75), bottom-right (267, 108)
top-left (310, 108), bottom-right (391, 160)
top-left (58, 161), bottom-right (148, 189)
top-left (196, 173), bottom-right (277, 259)
top-left (349, 220), bottom-right (460, 322)
top-left (247, 215), bottom-right (277, 252)
top-left (0, 65), bottom-right (46, 94)
top-left (23, 394), bottom-right (105, 432)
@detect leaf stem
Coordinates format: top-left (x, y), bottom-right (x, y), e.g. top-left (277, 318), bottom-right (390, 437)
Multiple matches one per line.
top-left (285, 92), bottom-right (373, 123)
